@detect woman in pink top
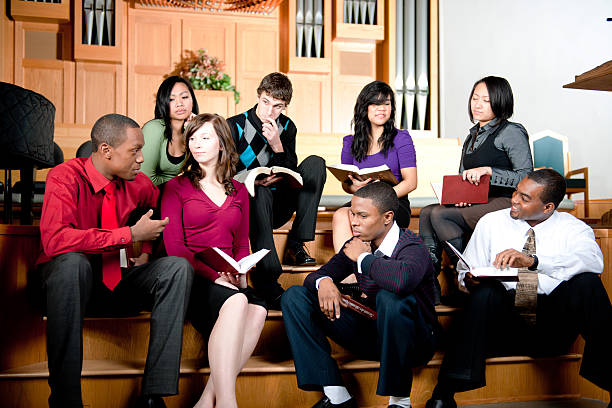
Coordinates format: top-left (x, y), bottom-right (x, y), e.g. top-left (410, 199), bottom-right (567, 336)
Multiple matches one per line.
top-left (161, 114), bottom-right (267, 408)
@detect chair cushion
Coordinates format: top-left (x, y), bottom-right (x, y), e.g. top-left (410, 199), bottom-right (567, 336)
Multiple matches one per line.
top-left (533, 136), bottom-right (565, 176)
top-left (565, 178), bottom-right (586, 189)
top-left (0, 82), bottom-right (56, 168)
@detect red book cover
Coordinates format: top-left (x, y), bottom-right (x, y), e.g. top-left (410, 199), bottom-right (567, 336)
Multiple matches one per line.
top-left (196, 247), bottom-right (240, 274)
top-left (440, 174), bottom-right (490, 205)
top-left (341, 295), bottom-right (377, 320)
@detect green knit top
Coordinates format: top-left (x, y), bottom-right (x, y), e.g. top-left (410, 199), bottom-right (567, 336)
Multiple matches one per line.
top-left (141, 119), bottom-right (186, 186)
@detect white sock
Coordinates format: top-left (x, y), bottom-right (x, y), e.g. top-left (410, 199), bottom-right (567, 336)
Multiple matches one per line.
top-left (389, 395), bottom-right (411, 408)
top-left (323, 386), bottom-right (352, 405)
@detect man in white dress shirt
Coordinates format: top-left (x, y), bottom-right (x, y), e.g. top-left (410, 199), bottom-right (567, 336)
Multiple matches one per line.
top-left (425, 169), bottom-right (612, 408)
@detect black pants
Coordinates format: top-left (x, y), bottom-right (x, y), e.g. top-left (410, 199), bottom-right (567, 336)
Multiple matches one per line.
top-left (281, 285), bottom-right (435, 396)
top-left (437, 273), bottom-right (612, 393)
top-left (39, 253), bottom-right (194, 408)
top-left (249, 155), bottom-right (326, 297)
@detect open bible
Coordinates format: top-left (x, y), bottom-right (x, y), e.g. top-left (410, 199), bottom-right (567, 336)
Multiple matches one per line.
top-left (445, 241), bottom-right (518, 281)
top-left (327, 163), bottom-right (399, 185)
top-left (431, 174), bottom-right (490, 205)
top-left (234, 166), bottom-right (303, 197)
top-left (196, 247), bottom-right (270, 274)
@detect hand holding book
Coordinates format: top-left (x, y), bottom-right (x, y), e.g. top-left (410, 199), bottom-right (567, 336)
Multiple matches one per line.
top-left (431, 174), bottom-right (491, 205)
top-left (340, 295), bottom-right (377, 320)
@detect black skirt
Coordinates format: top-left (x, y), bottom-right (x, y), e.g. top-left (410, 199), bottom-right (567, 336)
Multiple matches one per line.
top-left (187, 275), bottom-right (267, 337)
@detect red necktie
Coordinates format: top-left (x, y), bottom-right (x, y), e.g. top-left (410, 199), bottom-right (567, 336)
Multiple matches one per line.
top-left (101, 182), bottom-right (121, 290)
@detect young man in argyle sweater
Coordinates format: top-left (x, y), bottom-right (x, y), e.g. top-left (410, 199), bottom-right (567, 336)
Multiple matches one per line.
top-left (226, 72), bottom-right (326, 309)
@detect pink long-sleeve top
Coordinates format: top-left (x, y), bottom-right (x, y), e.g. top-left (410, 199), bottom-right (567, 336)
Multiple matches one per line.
top-left (161, 175), bottom-right (250, 281)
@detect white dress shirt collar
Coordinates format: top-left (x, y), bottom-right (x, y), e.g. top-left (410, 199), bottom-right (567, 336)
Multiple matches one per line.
top-left (374, 222), bottom-right (401, 257)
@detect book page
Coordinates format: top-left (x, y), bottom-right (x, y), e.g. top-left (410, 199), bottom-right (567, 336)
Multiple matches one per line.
top-left (470, 266), bottom-right (518, 280)
top-left (326, 163), bottom-right (359, 172)
top-left (431, 182), bottom-right (442, 204)
top-left (270, 166), bottom-right (303, 186)
top-left (236, 248), bottom-right (270, 273)
top-left (356, 164), bottom-right (390, 175)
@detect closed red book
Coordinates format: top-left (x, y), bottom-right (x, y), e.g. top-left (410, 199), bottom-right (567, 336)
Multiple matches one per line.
top-left (340, 295), bottom-right (377, 320)
top-left (432, 174), bottom-right (490, 205)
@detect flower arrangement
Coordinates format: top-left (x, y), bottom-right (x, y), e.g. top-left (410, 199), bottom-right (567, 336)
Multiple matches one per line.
top-left (172, 49), bottom-right (240, 104)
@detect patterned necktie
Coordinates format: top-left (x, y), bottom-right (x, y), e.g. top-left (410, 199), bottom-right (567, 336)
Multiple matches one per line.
top-left (514, 228), bottom-right (537, 325)
top-left (101, 182), bottom-right (121, 290)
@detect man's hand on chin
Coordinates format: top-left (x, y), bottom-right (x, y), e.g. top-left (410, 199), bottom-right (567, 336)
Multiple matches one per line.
top-left (343, 237), bottom-right (371, 262)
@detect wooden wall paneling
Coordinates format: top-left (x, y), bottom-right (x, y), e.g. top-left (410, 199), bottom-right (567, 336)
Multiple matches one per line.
top-left (235, 21), bottom-right (279, 114)
top-left (286, 73), bottom-right (332, 133)
top-left (20, 59), bottom-right (75, 124)
top-left (9, 0), bottom-right (70, 23)
top-left (331, 41), bottom-right (377, 133)
top-left (181, 17), bottom-right (236, 81)
top-left (127, 10), bottom-right (182, 126)
top-left (193, 89), bottom-right (236, 118)
top-left (376, 0), bottom-right (394, 86)
top-left (14, 21), bottom-right (75, 123)
top-left (0, 225), bottom-right (47, 372)
top-left (1, 0), bottom-right (15, 83)
top-left (75, 62), bottom-right (123, 124)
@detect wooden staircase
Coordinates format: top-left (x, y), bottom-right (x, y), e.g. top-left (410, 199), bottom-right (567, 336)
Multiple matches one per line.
top-left (0, 217), bottom-right (610, 408)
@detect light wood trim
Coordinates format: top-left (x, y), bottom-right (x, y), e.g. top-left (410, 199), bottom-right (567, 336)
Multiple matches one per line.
top-left (1, 0), bottom-right (15, 83)
top-left (334, 0), bottom-right (385, 42)
top-left (74, 0), bottom-right (124, 62)
top-left (10, 0), bottom-right (70, 23)
top-left (279, 0), bottom-right (332, 74)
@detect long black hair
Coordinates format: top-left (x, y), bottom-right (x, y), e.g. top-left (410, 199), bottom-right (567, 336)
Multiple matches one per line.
top-left (468, 76), bottom-right (514, 124)
top-left (154, 76), bottom-right (200, 141)
top-left (351, 81), bottom-right (397, 162)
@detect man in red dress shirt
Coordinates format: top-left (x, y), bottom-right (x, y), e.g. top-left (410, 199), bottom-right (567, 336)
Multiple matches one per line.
top-left (37, 114), bottom-right (194, 408)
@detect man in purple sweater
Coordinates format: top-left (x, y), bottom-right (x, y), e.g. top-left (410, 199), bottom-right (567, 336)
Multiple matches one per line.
top-left (281, 182), bottom-right (437, 408)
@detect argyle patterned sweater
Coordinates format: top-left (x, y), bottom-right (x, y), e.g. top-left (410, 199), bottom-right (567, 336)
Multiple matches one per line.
top-left (226, 105), bottom-right (299, 174)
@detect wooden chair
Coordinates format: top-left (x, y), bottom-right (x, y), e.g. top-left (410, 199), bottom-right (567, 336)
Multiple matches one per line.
top-left (531, 130), bottom-right (590, 217)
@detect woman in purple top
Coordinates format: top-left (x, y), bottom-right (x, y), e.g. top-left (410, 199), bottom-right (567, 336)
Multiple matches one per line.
top-left (332, 81), bottom-right (418, 251)
top-left (161, 114), bottom-right (267, 408)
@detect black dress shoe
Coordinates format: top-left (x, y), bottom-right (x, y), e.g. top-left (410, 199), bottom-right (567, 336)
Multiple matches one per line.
top-left (311, 396), bottom-right (357, 408)
top-left (424, 398), bottom-right (457, 408)
top-left (284, 244), bottom-right (316, 266)
top-left (134, 395), bottom-right (167, 408)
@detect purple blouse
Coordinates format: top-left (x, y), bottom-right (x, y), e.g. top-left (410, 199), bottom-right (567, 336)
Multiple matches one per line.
top-left (161, 175), bottom-right (250, 282)
top-left (341, 129), bottom-right (417, 182)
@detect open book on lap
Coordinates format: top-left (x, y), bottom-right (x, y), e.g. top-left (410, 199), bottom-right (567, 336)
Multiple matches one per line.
top-left (234, 166), bottom-right (303, 197)
top-left (445, 240), bottom-right (518, 281)
top-left (196, 247), bottom-right (270, 274)
top-left (327, 163), bottom-right (399, 185)
top-left (431, 174), bottom-right (491, 205)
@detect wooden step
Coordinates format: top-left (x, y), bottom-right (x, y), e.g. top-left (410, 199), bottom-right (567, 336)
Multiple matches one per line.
top-left (0, 353), bottom-right (584, 408)
top-left (0, 352), bottom-right (582, 379)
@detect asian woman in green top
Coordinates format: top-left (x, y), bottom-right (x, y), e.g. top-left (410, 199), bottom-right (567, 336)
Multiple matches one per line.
top-left (141, 76), bottom-right (200, 186)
